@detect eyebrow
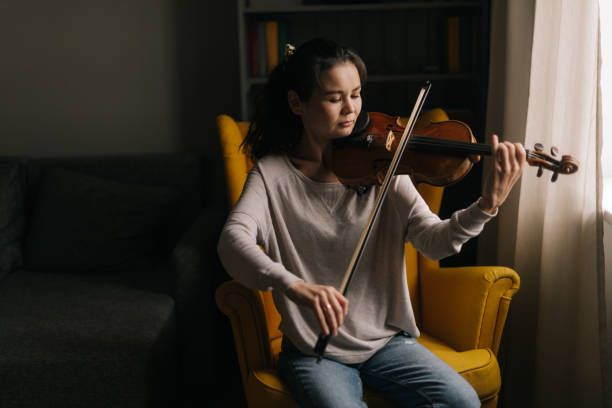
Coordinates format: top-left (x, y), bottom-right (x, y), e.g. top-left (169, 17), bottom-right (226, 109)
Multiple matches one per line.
top-left (323, 86), bottom-right (361, 95)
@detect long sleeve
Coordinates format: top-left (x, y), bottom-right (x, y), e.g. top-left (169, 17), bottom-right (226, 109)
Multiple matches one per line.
top-left (390, 175), bottom-right (495, 261)
top-left (217, 168), bottom-right (301, 292)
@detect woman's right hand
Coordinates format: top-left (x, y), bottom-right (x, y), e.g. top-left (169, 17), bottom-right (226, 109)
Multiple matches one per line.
top-left (285, 280), bottom-right (349, 336)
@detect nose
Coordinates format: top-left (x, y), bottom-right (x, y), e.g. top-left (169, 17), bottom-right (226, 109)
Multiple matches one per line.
top-left (342, 97), bottom-right (356, 115)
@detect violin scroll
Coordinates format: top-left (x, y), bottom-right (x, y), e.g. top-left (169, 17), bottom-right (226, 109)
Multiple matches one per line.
top-left (527, 142), bottom-right (579, 182)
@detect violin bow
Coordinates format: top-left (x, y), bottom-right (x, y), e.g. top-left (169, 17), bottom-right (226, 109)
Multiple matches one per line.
top-left (314, 81), bottom-right (432, 361)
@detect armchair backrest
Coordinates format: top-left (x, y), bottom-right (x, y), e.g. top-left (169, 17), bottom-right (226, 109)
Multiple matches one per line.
top-left (217, 115), bottom-right (254, 208)
top-left (217, 114), bottom-right (283, 346)
top-left (216, 111), bottom-right (446, 341)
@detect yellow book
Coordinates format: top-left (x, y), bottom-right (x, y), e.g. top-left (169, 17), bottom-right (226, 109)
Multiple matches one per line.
top-left (446, 16), bottom-right (460, 73)
top-left (265, 21), bottom-right (279, 73)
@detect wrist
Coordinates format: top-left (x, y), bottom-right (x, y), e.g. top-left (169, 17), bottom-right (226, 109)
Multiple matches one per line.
top-left (478, 196), bottom-right (498, 215)
top-left (285, 279), bottom-right (305, 295)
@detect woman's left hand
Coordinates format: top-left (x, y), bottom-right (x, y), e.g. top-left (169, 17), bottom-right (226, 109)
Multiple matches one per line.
top-left (478, 134), bottom-right (526, 214)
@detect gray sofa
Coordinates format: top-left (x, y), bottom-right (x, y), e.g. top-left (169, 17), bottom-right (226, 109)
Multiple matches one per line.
top-left (0, 153), bottom-right (228, 407)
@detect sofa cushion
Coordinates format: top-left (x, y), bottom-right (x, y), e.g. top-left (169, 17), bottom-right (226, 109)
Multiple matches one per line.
top-left (0, 270), bottom-right (176, 407)
top-left (24, 168), bottom-right (178, 273)
top-left (0, 160), bottom-right (26, 275)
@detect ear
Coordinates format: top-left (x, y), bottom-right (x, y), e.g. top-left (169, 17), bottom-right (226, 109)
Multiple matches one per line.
top-left (287, 90), bottom-right (304, 116)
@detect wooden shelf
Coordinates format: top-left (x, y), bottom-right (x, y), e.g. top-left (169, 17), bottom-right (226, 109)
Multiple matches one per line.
top-left (243, 1), bottom-right (482, 14)
top-left (246, 72), bottom-right (477, 87)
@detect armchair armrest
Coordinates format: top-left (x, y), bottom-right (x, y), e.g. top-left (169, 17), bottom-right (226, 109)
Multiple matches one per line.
top-left (419, 265), bottom-right (519, 355)
top-left (215, 280), bottom-right (274, 386)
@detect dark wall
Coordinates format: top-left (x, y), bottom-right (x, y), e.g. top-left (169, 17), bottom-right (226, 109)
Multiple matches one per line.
top-left (174, 0), bottom-right (240, 210)
top-left (0, 0), bottom-right (239, 209)
top-left (0, 0), bottom-right (240, 159)
top-left (175, 1), bottom-right (240, 153)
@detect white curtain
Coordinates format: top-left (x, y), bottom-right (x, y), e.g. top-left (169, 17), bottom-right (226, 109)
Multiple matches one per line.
top-left (496, 0), bottom-right (607, 407)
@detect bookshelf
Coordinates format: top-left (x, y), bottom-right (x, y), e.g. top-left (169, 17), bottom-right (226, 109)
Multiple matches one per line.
top-left (236, 0), bottom-right (491, 266)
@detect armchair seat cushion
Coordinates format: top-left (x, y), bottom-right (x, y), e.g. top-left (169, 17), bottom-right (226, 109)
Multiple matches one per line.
top-left (417, 333), bottom-right (500, 400)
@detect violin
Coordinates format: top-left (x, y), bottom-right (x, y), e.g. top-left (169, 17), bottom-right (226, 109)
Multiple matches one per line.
top-left (331, 111), bottom-right (579, 190)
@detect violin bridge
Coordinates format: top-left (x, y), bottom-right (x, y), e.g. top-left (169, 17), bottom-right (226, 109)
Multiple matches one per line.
top-left (385, 130), bottom-right (395, 151)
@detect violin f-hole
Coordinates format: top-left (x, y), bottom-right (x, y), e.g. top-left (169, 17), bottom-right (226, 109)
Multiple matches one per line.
top-left (385, 130), bottom-right (395, 151)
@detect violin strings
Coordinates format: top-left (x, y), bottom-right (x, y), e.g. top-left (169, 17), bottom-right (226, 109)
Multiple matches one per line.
top-left (384, 133), bottom-right (560, 165)
top-left (407, 136), bottom-right (491, 155)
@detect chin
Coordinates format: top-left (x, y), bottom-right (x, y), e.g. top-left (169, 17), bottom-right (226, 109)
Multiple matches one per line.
top-left (334, 126), bottom-right (355, 138)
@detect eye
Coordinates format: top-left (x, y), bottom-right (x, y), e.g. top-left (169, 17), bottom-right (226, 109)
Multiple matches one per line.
top-left (351, 93), bottom-right (361, 99)
top-left (329, 98), bottom-right (341, 103)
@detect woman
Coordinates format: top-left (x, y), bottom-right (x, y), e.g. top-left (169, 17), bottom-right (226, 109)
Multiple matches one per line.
top-left (218, 38), bottom-right (525, 408)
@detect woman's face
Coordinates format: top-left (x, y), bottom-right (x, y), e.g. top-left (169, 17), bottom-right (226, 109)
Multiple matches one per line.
top-left (290, 62), bottom-right (362, 144)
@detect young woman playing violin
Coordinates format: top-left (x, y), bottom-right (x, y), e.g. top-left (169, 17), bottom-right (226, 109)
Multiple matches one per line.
top-left (218, 38), bottom-right (525, 408)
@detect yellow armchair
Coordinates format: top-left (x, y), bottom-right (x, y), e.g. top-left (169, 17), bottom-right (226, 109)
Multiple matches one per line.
top-left (215, 111), bottom-right (519, 408)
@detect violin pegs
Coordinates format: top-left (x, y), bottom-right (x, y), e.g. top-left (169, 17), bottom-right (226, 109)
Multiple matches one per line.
top-left (551, 171), bottom-right (558, 182)
top-left (550, 146), bottom-right (559, 157)
top-left (537, 166), bottom-right (543, 177)
top-left (534, 143), bottom-right (544, 152)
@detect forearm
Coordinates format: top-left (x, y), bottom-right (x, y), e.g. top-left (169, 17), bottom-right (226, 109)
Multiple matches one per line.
top-left (409, 200), bottom-right (495, 260)
top-left (217, 217), bottom-right (301, 292)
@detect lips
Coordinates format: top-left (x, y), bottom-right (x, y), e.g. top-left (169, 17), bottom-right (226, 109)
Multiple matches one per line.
top-left (339, 120), bottom-right (354, 128)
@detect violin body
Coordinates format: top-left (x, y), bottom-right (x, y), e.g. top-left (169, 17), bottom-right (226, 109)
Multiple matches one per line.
top-left (332, 112), bottom-right (482, 189)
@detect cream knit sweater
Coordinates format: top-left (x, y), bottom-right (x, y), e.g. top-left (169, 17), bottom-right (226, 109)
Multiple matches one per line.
top-left (217, 154), bottom-right (494, 364)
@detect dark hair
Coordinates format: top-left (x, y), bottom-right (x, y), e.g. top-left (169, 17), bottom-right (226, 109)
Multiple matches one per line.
top-left (241, 38), bottom-right (367, 160)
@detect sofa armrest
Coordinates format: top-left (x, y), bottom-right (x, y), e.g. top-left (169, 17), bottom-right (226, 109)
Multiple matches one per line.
top-left (215, 280), bottom-right (274, 386)
top-left (419, 265), bottom-right (520, 355)
top-left (173, 208), bottom-right (228, 387)
top-left (174, 209), bottom-right (226, 309)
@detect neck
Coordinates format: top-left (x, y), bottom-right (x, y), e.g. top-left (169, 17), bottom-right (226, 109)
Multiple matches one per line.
top-left (290, 130), bottom-right (337, 182)
top-left (293, 129), bottom-right (329, 161)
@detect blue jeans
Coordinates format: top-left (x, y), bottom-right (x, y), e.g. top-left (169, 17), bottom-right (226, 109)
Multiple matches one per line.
top-left (277, 332), bottom-right (480, 408)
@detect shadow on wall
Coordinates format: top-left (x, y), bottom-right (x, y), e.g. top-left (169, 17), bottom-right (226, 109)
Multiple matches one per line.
top-left (174, 0), bottom-right (240, 213)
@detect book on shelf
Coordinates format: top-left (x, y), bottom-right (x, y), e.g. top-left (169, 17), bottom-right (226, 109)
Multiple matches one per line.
top-left (445, 16), bottom-right (460, 73)
top-left (445, 15), bottom-right (474, 74)
top-left (247, 20), bottom-right (292, 78)
top-left (265, 21), bottom-right (278, 74)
